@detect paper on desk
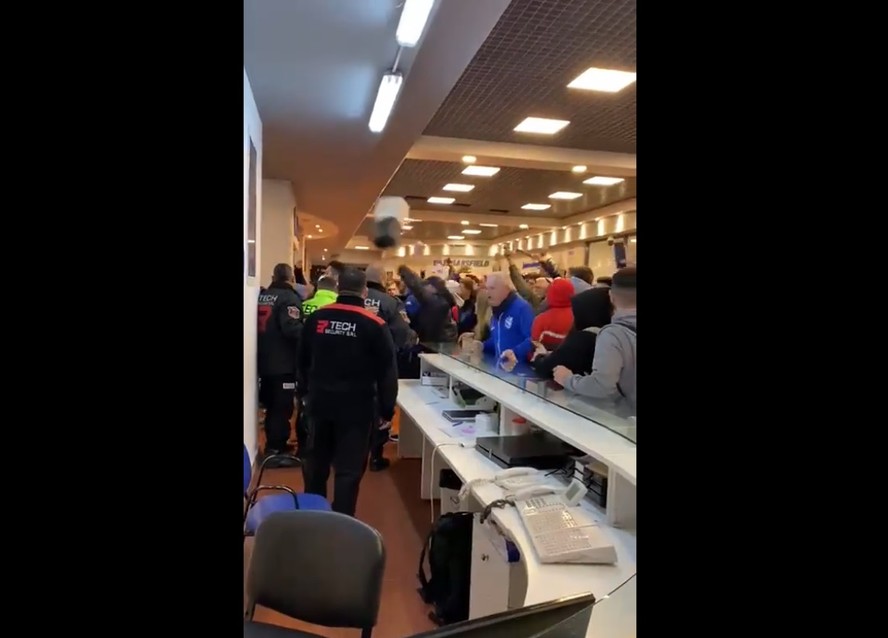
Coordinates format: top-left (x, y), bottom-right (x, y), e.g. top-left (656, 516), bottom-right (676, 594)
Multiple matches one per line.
top-left (435, 420), bottom-right (497, 440)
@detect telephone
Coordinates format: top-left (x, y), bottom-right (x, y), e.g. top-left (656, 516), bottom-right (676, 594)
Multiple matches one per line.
top-left (457, 467), bottom-right (545, 501)
top-left (511, 479), bottom-right (588, 505)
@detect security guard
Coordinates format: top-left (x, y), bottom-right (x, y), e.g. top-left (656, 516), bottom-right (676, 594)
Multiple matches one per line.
top-left (257, 263), bottom-right (304, 468)
top-left (299, 267), bottom-right (398, 516)
top-left (364, 264), bottom-right (413, 471)
top-left (302, 275), bottom-right (338, 316)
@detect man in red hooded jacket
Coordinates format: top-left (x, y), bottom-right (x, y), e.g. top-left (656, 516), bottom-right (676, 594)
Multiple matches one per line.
top-left (530, 278), bottom-right (575, 352)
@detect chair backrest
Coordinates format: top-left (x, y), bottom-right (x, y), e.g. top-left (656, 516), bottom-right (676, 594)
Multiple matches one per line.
top-left (243, 444), bottom-right (252, 494)
top-left (246, 510), bottom-right (386, 629)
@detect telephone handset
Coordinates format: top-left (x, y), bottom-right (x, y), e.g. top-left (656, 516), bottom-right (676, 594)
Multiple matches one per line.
top-left (511, 479), bottom-right (588, 504)
top-left (457, 467), bottom-right (545, 501)
top-left (511, 485), bottom-right (563, 501)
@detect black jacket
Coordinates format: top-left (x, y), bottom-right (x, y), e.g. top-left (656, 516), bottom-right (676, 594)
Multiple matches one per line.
top-left (299, 295), bottom-right (399, 420)
top-left (398, 265), bottom-right (457, 343)
top-left (532, 287), bottom-right (612, 379)
top-left (257, 283), bottom-right (304, 377)
top-left (365, 282), bottom-right (414, 350)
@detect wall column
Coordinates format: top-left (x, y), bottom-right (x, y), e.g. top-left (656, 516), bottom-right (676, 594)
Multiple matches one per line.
top-left (260, 179), bottom-right (296, 283)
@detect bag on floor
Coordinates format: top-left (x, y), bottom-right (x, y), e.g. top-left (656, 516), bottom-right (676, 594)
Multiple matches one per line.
top-left (417, 511), bottom-right (474, 625)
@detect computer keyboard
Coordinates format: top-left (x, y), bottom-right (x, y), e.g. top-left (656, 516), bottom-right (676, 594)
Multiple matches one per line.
top-left (517, 494), bottom-right (618, 565)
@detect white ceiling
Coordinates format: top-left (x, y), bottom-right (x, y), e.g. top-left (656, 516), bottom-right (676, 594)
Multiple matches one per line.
top-left (243, 0), bottom-right (513, 261)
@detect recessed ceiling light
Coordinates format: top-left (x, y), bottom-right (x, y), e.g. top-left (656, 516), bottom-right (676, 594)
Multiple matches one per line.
top-left (462, 165), bottom-right (500, 177)
top-left (443, 183), bottom-right (475, 192)
top-left (479, 223), bottom-right (498, 227)
top-left (307, 235), bottom-right (312, 239)
top-left (571, 165), bottom-right (587, 173)
top-left (323, 248), bottom-right (328, 252)
top-left (354, 246), bottom-right (369, 250)
top-left (322, 256), bottom-right (326, 260)
top-left (521, 203), bottom-right (551, 211)
top-left (519, 224), bottom-right (529, 230)
top-left (561, 226), bottom-right (567, 230)
top-left (401, 225), bottom-right (413, 230)
top-left (447, 235), bottom-right (465, 240)
top-left (463, 229), bottom-right (482, 235)
top-left (317, 228), bottom-right (323, 232)
top-left (567, 67), bottom-right (636, 93)
top-left (549, 191), bottom-right (583, 200)
top-left (513, 117), bottom-right (570, 135)
top-left (583, 176), bottom-right (625, 186)
top-left (427, 196), bottom-right (456, 204)
top-left (460, 220), bottom-right (470, 225)
top-left (462, 155), bottom-right (477, 164)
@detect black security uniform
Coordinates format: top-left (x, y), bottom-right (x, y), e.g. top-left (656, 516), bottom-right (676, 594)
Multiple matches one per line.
top-left (364, 282), bottom-right (415, 464)
top-left (257, 282), bottom-right (304, 454)
top-left (299, 294), bottom-right (398, 516)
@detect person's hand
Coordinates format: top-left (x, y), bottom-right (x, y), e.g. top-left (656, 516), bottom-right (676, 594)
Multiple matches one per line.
top-left (458, 332), bottom-right (475, 346)
top-left (532, 341), bottom-right (548, 359)
top-left (499, 349), bottom-right (517, 371)
top-left (552, 365), bottom-right (573, 386)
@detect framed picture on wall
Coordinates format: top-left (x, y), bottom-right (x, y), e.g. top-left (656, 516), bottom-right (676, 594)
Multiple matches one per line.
top-left (246, 136), bottom-right (258, 279)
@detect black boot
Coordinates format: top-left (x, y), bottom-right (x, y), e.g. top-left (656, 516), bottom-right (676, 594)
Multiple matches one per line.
top-left (369, 457), bottom-right (390, 472)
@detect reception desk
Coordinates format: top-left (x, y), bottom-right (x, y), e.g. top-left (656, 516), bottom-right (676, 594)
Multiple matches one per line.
top-left (396, 346), bottom-right (636, 638)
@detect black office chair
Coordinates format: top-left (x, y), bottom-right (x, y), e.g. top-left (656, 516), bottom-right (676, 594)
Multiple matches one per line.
top-left (245, 510), bottom-right (386, 638)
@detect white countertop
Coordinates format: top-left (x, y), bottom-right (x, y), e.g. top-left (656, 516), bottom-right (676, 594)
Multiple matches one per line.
top-left (398, 380), bottom-right (636, 608)
top-left (419, 353), bottom-right (637, 484)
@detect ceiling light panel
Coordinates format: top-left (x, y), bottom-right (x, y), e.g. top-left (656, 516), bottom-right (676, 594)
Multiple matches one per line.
top-left (443, 183), bottom-right (475, 192)
top-left (462, 155), bottom-right (477, 164)
top-left (427, 196), bottom-right (455, 205)
top-left (583, 176), bottom-right (625, 186)
top-left (518, 224), bottom-right (529, 229)
top-left (479, 223), bottom-right (498, 228)
top-left (462, 165), bottom-right (500, 177)
top-left (462, 229), bottom-right (482, 235)
top-left (567, 67), bottom-right (636, 93)
top-left (368, 73), bottom-right (403, 133)
top-left (513, 117), bottom-right (570, 135)
top-left (521, 203), bottom-right (551, 211)
top-left (447, 235), bottom-right (465, 240)
top-left (549, 192), bottom-right (583, 200)
top-left (396, 0), bottom-right (435, 47)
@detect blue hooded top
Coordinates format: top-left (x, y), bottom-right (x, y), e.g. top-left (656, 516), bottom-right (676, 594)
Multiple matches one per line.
top-left (483, 292), bottom-right (534, 361)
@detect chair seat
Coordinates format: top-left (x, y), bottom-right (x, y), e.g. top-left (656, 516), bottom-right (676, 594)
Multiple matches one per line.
top-left (245, 493), bottom-right (331, 534)
top-left (244, 621), bottom-right (323, 638)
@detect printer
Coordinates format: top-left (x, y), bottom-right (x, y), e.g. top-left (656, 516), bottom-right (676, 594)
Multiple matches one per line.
top-left (475, 430), bottom-right (579, 471)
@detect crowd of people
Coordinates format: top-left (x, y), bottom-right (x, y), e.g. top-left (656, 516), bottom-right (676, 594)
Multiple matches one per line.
top-left (254, 252), bottom-right (636, 516)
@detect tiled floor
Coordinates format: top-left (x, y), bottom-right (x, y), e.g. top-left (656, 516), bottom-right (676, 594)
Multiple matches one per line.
top-left (245, 444), bottom-right (438, 638)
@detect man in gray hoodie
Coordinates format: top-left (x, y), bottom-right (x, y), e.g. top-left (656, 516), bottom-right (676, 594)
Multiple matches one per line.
top-left (553, 267), bottom-right (636, 411)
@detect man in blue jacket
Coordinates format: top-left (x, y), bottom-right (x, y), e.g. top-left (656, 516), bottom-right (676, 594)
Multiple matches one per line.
top-left (482, 272), bottom-right (534, 368)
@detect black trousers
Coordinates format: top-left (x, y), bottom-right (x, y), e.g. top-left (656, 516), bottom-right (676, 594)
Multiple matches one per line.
top-left (302, 408), bottom-right (374, 516)
top-left (258, 374), bottom-right (296, 452)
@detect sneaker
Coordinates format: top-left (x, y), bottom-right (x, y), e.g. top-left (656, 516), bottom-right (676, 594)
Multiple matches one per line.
top-left (369, 458), bottom-right (391, 472)
top-left (261, 449), bottom-right (302, 469)
top-left (388, 433), bottom-right (399, 443)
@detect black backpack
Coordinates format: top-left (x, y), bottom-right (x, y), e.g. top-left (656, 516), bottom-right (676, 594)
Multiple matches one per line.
top-left (417, 512), bottom-right (474, 625)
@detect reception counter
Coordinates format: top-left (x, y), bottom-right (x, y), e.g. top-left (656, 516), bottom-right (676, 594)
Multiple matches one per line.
top-left (396, 346), bottom-right (636, 638)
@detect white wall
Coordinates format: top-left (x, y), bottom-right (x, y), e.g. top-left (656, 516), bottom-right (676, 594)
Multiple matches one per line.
top-left (244, 69), bottom-right (263, 461)
top-left (260, 179), bottom-right (296, 284)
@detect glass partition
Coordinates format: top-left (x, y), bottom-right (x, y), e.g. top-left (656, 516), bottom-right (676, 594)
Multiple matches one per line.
top-left (422, 342), bottom-right (636, 444)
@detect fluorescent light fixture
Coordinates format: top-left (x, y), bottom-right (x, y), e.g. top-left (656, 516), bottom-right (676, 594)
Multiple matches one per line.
top-left (567, 67), bottom-right (636, 93)
top-left (443, 183), bottom-right (475, 192)
top-left (584, 176), bottom-right (625, 186)
top-left (401, 225), bottom-right (413, 230)
top-left (368, 73), bottom-right (403, 133)
top-left (247, 239), bottom-right (255, 244)
top-left (572, 165), bottom-right (587, 173)
top-left (549, 191), bottom-right (583, 200)
top-left (463, 229), bottom-right (482, 235)
top-left (521, 203), bottom-right (551, 211)
top-left (519, 224), bottom-right (529, 230)
top-left (447, 235), bottom-right (465, 240)
top-left (513, 117), bottom-right (570, 135)
top-left (354, 246), bottom-right (370, 250)
top-left (462, 165), bottom-right (500, 177)
top-left (462, 155), bottom-right (477, 164)
top-left (460, 220), bottom-right (470, 225)
top-left (479, 223), bottom-right (498, 227)
top-left (427, 196), bottom-right (455, 204)
top-left (396, 0), bottom-right (435, 47)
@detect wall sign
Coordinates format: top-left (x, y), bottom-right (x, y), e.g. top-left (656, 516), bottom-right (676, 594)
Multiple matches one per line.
top-left (433, 259), bottom-right (490, 267)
